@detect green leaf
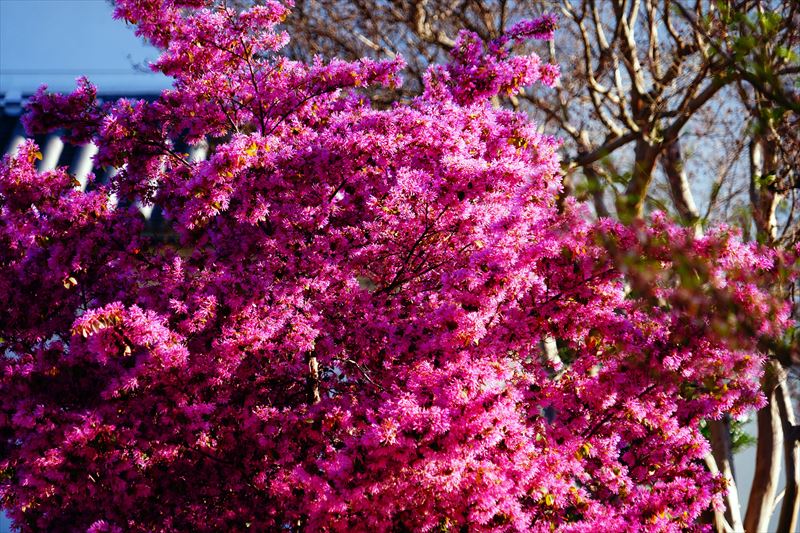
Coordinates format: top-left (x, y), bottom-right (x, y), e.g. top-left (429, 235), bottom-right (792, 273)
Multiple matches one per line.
top-left (733, 35), bottom-right (757, 59)
top-left (776, 45), bottom-right (799, 62)
top-left (757, 12), bottom-right (781, 35)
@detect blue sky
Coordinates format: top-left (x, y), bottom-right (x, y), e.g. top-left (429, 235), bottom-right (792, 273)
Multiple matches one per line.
top-left (0, 0), bottom-right (169, 97)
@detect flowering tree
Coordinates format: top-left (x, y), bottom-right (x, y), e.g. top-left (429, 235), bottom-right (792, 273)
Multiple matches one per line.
top-left (281, 3), bottom-right (800, 531)
top-left (0, 1), bottom-right (792, 531)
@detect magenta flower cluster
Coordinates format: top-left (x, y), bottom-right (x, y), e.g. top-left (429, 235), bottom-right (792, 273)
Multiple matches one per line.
top-left (0, 1), bottom-right (790, 531)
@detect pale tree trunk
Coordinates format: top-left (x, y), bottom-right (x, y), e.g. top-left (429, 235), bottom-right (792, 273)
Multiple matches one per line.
top-left (660, 138), bottom-right (744, 530)
top-left (662, 138), bottom-right (702, 235)
top-left (306, 353), bottom-right (321, 405)
top-left (744, 360), bottom-right (784, 533)
top-left (749, 136), bottom-right (782, 244)
top-left (660, 138), bottom-right (745, 531)
top-left (710, 417), bottom-right (745, 531)
top-left (776, 377), bottom-right (799, 532)
top-left (704, 452), bottom-right (737, 532)
top-left (742, 110), bottom-right (791, 532)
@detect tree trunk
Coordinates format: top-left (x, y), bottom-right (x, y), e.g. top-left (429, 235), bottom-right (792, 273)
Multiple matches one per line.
top-left (710, 417), bottom-right (744, 531)
top-left (619, 139), bottom-right (660, 222)
top-left (662, 137), bottom-right (701, 235)
top-left (703, 453), bottom-right (735, 532)
top-left (744, 360), bottom-right (784, 533)
top-left (776, 378), bottom-right (799, 533)
top-left (749, 135), bottom-right (781, 244)
top-left (584, 164), bottom-right (611, 219)
top-left (306, 353), bottom-right (321, 405)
